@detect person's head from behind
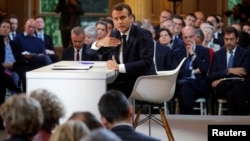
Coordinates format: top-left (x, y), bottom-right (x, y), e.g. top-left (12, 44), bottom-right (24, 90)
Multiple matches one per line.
top-left (111, 3), bottom-right (133, 34)
top-left (80, 128), bottom-right (122, 141)
top-left (49, 120), bottom-right (90, 141)
top-left (71, 26), bottom-right (85, 50)
top-left (98, 90), bottom-right (132, 129)
top-left (69, 111), bottom-right (103, 130)
top-left (84, 26), bottom-right (98, 45)
top-left (30, 88), bottom-right (65, 132)
top-left (0, 94), bottom-right (43, 138)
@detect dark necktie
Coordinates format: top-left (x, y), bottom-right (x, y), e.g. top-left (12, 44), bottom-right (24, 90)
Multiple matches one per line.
top-left (119, 35), bottom-right (127, 62)
top-left (227, 51), bottom-right (234, 68)
top-left (76, 49), bottom-right (80, 61)
top-left (12, 33), bottom-right (16, 39)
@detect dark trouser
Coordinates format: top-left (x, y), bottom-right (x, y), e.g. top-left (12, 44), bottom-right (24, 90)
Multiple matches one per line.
top-left (215, 80), bottom-right (248, 115)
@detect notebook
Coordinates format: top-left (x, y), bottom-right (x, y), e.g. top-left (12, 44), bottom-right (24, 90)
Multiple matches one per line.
top-left (51, 64), bottom-right (93, 70)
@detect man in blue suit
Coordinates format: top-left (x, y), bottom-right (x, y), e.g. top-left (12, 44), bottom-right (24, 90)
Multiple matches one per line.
top-left (208, 26), bottom-right (249, 115)
top-left (89, 3), bottom-right (156, 98)
top-left (98, 90), bottom-right (160, 141)
top-left (172, 26), bottom-right (210, 114)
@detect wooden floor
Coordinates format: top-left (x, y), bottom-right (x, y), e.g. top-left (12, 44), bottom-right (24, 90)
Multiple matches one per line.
top-left (1, 115), bottom-right (249, 141)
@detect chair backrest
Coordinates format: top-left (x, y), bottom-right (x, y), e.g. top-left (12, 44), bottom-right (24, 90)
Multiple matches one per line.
top-left (129, 57), bottom-right (186, 104)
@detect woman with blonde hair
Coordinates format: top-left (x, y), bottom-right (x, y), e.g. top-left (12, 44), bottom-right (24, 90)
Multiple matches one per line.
top-left (49, 120), bottom-right (90, 141)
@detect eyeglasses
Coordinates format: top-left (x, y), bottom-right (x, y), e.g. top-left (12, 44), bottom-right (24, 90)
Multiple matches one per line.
top-left (182, 35), bottom-right (194, 40)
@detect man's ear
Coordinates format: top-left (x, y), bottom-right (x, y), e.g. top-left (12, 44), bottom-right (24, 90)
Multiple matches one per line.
top-left (101, 116), bottom-right (109, 128)
top-left (128, 105), bottom-right (133, 117)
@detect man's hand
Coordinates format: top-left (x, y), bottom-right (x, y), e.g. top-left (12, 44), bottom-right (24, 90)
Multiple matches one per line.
top-left (212, 79), bottom-right (223, 88)
top-left (96, 32), bottom-right (121, 48)
top-left (228, 67), bottom-right (246, 77)
top-left (106, 55), bottom-right (119, 70)
top-left (2, 62), bottom-right (13, 69)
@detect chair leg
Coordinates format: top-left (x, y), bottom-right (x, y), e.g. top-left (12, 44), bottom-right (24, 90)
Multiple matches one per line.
top-left (159, 107), bottom-right (174, 141)
top-left (148, 105), bottom-right (151, 136)
top-left (133, 103), bottom-right (142, 128)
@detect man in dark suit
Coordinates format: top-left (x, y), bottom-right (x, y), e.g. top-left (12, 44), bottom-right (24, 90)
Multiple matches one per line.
top-left (89, 3), bottom-right (156, 98)
top-left (62, 26), bottom-right (99, 61)
top-left (172, 26), bottom-right (210, 114)
top-left (8, 15), bottom-right (19, 41)
top-left (55, 0), bottom-right (84, 49)
top-left (208, 26), bottom-right (249, 115)
top-left (35, 16), bottom-right (59, 62)
top-left (98, 90), bottom-right (160, 141)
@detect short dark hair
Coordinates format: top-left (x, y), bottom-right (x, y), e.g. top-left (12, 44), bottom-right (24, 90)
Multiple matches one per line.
top-left (224, 26), bottom-right (239, 38)
top-left (98, 90), bottom-right (130, 124)
top-left (155, 28), bottom-right (172, 40)
top-left (112, 3), bottom-right (133, 16)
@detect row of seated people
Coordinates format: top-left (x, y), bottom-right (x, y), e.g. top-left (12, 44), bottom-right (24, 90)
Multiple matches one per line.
top-left (0, 88), bottom-right (161, 141)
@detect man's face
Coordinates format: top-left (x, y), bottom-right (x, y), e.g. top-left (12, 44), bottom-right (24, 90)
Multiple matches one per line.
top-left (0, 22), bottom-right (11, 37)
top-left (112, 8), bottom-right (132, 33)
top-left (161, 20), bottom-right (174, 34)
top-left (24, 19), bottom-right (36, 36)
top-left (173, 18), bottom-right (183, 34)
top-left (224, 33), bottom-right (238, 51)
top-left (35, 17), bottom-right (45, 30)
top-left (9, 18), bottom-right (18, 32)
top-left (71, 33), bottom-right (85, 50)
top-left (160, 11), bottom-right (172, 23)
top-left (194, 12), bottom-right (205, 28)
top-left (182, 27), bottom-right (195, 50)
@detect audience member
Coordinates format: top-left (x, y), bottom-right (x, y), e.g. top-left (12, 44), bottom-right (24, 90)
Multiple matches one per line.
top-left (0, 94), bottom-right (43, 141)
top-left (194, 29), bottom-right (204, 45)
top-left (100, 18), bottom-right (114, 33)
top-left (49, 120), bottom-right (90, 141)
top-left (95, 20), bottom-right (108, 40)
top-left (140, 23), bottom-right (171, 71)
top-left (172, 14), bottom-right (185, 38)
top-left (30, 88), bottom-right (65, 141)
top-left (84, 25), bottom-right (98, 45)
top-left (154, 9), bottom-right (173, 33)
top-left (55, 0), bottom-right (84, 49)
top-left (80, 128), bottom-right (122, 141)
top-left (242, 22), bottom-right (250, 34)
top-left (98, 90), bottom-right (160, 141)
top-left (68, 111), bottom-right (103, 130)
top-left (89, 3), bottom-right (156, 98)
top-left (194, 11), bottom-right (205, 29)
top-left (172, 26), bottom-right (210, 114)
top-left (8, 15), bottom-right (19, 41)
top-left (208, 26), bottom-right (249, 115)
top-left (13, 18), bottom-right (53, 91)
top-left (184, 13), bottom-right (196, 27)
top-left (231, 22), bottom-right (242, 31)
top-left (0, 19), bottom-right (22, 90)
top-left (34, 16), bottom-right (59, 62)
top-left (61, 26), bottom-right (99, 61)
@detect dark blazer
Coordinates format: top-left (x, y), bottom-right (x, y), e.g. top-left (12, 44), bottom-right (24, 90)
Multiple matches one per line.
top-left (155, 41), bottom-right (171, 71)
top-left (61, 45), bottom-right (99, 61)
top-left (111, 125), bottom-right (160, 141)
top-left (208, 47), bottom-right (249, 81)
top-left (172, 45), bottom-right (210, 79)
top-left (171, 37), bottom-right (184, 52)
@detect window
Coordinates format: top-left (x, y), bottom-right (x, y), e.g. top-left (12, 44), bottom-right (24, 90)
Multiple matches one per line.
top-left (40, 0), bottom-right (109, 47)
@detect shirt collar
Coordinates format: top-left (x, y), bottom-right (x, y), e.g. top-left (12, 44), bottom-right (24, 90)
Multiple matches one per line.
top-left (24, 32), bottom-right (36, 37)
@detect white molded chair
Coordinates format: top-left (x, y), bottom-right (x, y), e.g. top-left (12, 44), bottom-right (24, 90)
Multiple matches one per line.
top-left (129, 57), bottom-right (186, 141)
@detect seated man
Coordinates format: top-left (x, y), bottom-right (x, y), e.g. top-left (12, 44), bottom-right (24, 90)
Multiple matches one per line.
top-left (208, 26), bottom-right (249, 115)
top-left (61, 26), bottom-right (99, 61)
top-left (98, 90), bottom-right (160, 141)
top-left (13, 18), bottom-right (52, 91)
top-left (172, 26), bottom-right (210, 114)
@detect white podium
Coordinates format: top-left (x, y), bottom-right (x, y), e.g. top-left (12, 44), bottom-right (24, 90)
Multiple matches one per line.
top-left (26, 61), bottom-right (117, 123)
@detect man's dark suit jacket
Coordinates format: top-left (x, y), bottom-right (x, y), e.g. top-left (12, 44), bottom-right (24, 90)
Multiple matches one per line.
top-left (111, 125), bottom-right (160, 141)
top-left (172, 45), bottom-right (210, 80)
top-left (61, 45), bottom-right (99, 61)
top-left (208, 47), bottom-right (249, 80)
top-left (96, 24), bottom-right (156, 97)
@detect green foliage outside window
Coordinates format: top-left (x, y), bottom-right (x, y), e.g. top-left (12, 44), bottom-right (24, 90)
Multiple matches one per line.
top-left (40, 0), bottom-right (109, 47)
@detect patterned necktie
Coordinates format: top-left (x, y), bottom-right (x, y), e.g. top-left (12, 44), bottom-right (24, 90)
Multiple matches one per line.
top-left (227, 51), bottom-right (234, 68)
